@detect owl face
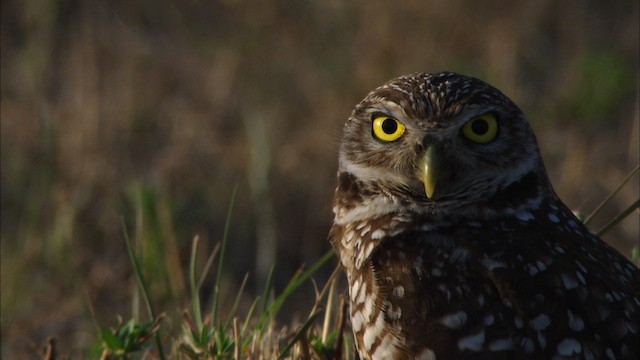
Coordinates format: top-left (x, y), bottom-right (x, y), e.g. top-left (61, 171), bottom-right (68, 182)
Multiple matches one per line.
top-left (339, 72), bottom-right (542, 211)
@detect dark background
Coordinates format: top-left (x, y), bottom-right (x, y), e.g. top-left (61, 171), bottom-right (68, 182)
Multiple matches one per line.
top-left (2, 0), bottom-right (638, 357)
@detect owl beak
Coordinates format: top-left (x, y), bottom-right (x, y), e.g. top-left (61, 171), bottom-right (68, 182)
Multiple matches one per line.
top-left (420, 146), bottom-right (441, 199)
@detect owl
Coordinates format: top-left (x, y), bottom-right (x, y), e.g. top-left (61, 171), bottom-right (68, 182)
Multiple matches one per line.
top-left (329, 72), bottom-right (639, 359)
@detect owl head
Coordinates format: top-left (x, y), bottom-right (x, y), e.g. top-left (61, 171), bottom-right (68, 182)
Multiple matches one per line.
top-left (336, 72), bottom-right (546, 218)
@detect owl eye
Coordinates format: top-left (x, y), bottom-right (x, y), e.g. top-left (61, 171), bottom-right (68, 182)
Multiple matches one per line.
top-left (462, 114), bottom-right (498, 143)
top-left (372, 116), bottom-right (406, 142)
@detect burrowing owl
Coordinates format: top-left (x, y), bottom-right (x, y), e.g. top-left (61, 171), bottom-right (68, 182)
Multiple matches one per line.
top-left (329, 72), bottom-right (639, 359)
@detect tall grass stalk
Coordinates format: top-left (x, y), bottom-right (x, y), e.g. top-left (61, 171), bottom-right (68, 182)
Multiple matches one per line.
top-left (211, 186), bottom-right (239, 327)
top-left (122, 220), bottom-right (166, 359)
top-left (597, 199), bottom-right (640, 237)
top-left (189, 235), bottom-right (203, 329)
top-left (584, 165), bottom-right (639, 225)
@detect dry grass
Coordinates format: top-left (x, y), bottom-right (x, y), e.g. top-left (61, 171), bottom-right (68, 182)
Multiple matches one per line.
top-left (1, 0), bottom-right (638, 357)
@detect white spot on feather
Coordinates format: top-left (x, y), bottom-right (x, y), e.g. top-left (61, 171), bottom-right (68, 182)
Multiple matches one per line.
top-left (567, 310), bottom-right (585, 332)
top-left (439, 310), bottom-right (468, 329)
top-left (557, 338), bottom-right (582, 356)
top-left (363, 313), bottom-right (386, 351)
top-left (521, 338), bottom-right (535, 353)
top-left (514, 317), bottom-right (523, 328)
top-left (529, 313), bottom-right (551, 330)
top-left (561, 273), bottom-right (579, 290)
top-left (457, 330), bottom-right (485, 351)
top-left (515, 211), bottom-right (534, 222)
top-left (481, 256), bottom-right (507, 271)
top-left (356, 281), bottom-right (368, 305)
top-left (350, 278), bottom-right (361, 302)
top-left (351, 310), bottom-right (365, 332)
top-left (384, 300), bottom-right (402, 320)
top-left (362, 293), bottom-right (375, 321)
top-left (416, 348), bottom-right (436, 360)
top-left (371, 334), bottom-right (396, 359)
top-left (392, 285), bottom-right (404, 298)
top-left (537, 332), bottom-right (547, 349)
top-left (483, 314), bottom-right (495, 326)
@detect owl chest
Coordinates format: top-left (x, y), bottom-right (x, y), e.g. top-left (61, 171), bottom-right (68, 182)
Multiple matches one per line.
top-left (332, 218), bottom-right (417, 359)
top-left (336, 220), bottom-right (475, 359)
top-left (335, 221), bottom-right (512, 359)
top-left (345, 247), bottom-right (426, 360)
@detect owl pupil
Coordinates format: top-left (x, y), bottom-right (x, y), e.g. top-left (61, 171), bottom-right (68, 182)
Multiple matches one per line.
top-left (472, 119), bottom-right (489, 135)
top-left (382, 118), bottom-right (398, 134)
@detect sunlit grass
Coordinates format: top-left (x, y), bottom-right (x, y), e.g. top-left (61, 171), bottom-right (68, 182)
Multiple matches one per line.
top-left (89, 189), bottom-right (350, 359)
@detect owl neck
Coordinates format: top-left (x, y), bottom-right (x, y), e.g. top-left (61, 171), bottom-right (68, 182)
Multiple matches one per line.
top-left (332, 168), bottom-right (554, 226)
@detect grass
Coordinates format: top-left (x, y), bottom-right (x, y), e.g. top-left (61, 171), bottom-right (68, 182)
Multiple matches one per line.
top-left (82, 189), bottom-right (351, 360)
top-left (582, 166), bottom-right (640, 237)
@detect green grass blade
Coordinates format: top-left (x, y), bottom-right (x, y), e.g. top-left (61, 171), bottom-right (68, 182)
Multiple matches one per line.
top-left (197, 242), bottom-right (221, 291)
top-left (272, 250), bottom-right (334, 314)
top-left (258, 249), bottom-right (334, 332)
top-left (121, 219), bottom-right (166, 360)
top-left (240, 296), bottom-right (261, 353)
top-left (584, 165), bottom-right (639, 225)
top-left (260, 265), bottom-right (276, 314)
top-left (123, 219), bottom-right (156, 320)
top-left (309, 262), bottom-right (341, 316)
top-left (241, 296), bottom-right (261, 337)
top-left (100, 328), bottom-right (122, 350)
top-left (211, 185), bottom-right (239, 326)
top-left (321, 277), bottom-right (337, 343)
top-left (596, 198), bottom-right (640, 237)
top-left (277, 309), bottom-right (323, 360)
top-left (189, 235), bottom-right (203, 329)
top-left (224, 272), bottom-right (250, 331)
top-left (83, 286), bottom-right (103, 338)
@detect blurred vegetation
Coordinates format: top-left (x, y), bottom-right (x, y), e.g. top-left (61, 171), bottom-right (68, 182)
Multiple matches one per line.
top-left (1, 0), bottom-right (638, 357)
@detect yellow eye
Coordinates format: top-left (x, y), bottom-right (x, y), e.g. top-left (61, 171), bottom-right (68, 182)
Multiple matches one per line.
top-left (462, 114), bottom-right (498, 143)
top-left (372, 116), bottom-right (405, 142)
